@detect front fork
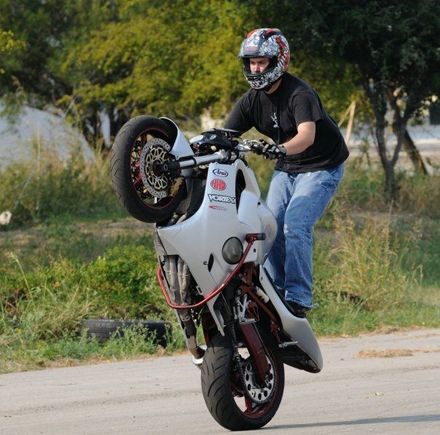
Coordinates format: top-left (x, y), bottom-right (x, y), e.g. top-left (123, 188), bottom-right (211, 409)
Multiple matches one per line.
top-left (239, 323), bottom-right (270, 384)
top-left (223, 276), bottom-right (272, 385)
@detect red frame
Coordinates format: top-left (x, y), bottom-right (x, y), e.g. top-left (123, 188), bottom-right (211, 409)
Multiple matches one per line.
top-left (156, 234), bottom-right (262, 310)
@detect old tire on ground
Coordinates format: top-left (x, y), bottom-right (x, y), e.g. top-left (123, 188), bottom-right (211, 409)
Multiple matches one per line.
top-left (201, 333), bottom-right (284, 431)
top-left (111, 115), bottom-right (186, 223)
top-left (81, 319), bottom-right (170, 348)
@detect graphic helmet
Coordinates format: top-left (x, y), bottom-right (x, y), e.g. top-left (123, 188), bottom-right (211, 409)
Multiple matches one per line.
top-left (239, 28), bottom-right (290, 90)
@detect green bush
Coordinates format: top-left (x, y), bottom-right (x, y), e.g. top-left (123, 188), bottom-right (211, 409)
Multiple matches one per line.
top-left (336, 165), bottom-right (386, 210)
top-left (0, 237), bottom-right (178, 372)
top-left (334, 165), bottom-right (440, 218)
top-left (2, 148), bottom-right (438, 229)
top-left (1, 144), bottom-right (439, 372)
top-left (85, 244), bottom-right (168, 319)
top-left (1, 256), bottom-right (93, 341)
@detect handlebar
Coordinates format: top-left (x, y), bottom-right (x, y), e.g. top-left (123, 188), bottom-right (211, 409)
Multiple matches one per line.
top-left (160, 137), bottom-right (285, 177)
top-left (177, 139), bottom-right (265, 168)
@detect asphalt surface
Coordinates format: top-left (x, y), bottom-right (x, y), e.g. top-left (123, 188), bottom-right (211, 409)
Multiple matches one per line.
top-left (1, 328), bottom-right (439, 435)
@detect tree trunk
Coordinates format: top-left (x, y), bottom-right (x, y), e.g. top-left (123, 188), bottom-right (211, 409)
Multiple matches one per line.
top-left (393, 123), bottom-right (428, 175)
top-left (402, 129), bottom-right (429, 175)
top-left (375, 125), bottom-right (398, 202)
top-left (365, 81), bottom-right (399, 202)
top-left (383, 161), bottom-right (396, 203)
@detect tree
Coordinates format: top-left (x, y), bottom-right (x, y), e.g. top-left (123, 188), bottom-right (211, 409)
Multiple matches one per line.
top-left (0, 29), bottom-right (24, 76)
top-left (275, 0), bottom-right (440, 200)
top-left (0, 1), bottom-right (73, 103)
top-left (56, 0), bottom-right (252, 144)
top-left (0, 1), bottom-right (120, 107)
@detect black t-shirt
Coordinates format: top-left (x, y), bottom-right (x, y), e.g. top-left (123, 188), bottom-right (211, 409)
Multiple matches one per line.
top-left (224, 73), bottom-right (349, 173)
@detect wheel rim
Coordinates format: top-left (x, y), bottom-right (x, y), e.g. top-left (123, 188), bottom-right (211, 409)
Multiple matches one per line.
top-left (242, 357), bottom-right (275, 404)
top-left (129, 129), bottom-right (183, 208)
top-left (230, 349), bottom-right (280, 419)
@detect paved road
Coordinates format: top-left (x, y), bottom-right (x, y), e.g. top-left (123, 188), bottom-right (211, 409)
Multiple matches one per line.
top-left (1, 328), bottom-right (439, 435)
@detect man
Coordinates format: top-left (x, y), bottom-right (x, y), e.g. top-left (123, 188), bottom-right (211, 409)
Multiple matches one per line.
top-left (225, 28), bottom-right (349, 317)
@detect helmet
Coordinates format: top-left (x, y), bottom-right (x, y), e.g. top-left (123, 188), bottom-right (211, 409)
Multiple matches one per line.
top-left (239, 28), bottom-right (290, 90)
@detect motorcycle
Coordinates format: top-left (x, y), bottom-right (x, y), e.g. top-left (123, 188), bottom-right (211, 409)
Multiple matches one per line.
top-left (111, 115), bottom-right (323, 431)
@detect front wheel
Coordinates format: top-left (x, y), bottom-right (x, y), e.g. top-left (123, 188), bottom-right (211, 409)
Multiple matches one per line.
top-left (111, 116), bottom-right (186, 223)
top-left (201, 333), bottom-right (284, 431)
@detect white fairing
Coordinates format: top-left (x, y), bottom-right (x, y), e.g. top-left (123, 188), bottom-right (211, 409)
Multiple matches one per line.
top-left (157, 157), bottom-right (276, 334)
top-left (157, 160), bottom-right (277, 294)
top-left (160, 117), bottom-right (194, 159)
top-left (259, 267), bottom-right (323, 370)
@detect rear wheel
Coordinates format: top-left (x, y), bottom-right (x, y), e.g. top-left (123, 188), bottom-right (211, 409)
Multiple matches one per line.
top-left (111, 116), bottom-right (186, 223)
top-left (201, 333), bottom-right (284, 431)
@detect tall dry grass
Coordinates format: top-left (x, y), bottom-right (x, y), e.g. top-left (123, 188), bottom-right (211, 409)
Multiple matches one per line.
top-left (319, 213), bottom-right (420, 311)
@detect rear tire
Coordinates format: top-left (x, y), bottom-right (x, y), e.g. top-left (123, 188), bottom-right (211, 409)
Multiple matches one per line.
top-left (111, 116), bottom-right (186, 223)
top-left (201, 333), bottom-right (284, 431)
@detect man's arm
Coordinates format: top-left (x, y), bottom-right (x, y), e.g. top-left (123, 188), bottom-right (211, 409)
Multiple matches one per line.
top-left (224, 95), bottom-right (253, 134)
top-left (281, 121), bottom-right (315, 155)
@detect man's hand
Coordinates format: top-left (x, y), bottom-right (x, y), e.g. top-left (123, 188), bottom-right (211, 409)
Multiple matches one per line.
top-left (250, 140), bottom-right (286, 159)
top-left (262, 143), bottom-right (287, 160)
top-left (249, 139), bottom-right (267, 155)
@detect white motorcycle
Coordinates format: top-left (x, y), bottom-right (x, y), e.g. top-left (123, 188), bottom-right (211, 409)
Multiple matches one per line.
top-left (111, 116), bottom-right (323, 431)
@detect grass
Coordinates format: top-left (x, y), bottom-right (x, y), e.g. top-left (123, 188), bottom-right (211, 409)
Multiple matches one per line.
top-left (309, 210), bottom-right (440, 336)
top-left (0, 150), bottom-right (125, 228)
top-left (0, 153), bottom-right (439, 373)
top-left (1, 328), bottom-right (173, 373)
top-left (0, 224), bottom-right (186, 373)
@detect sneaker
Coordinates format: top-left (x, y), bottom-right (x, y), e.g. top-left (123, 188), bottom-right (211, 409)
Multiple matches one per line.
top-left (286, 300), bottom-right (309, 318)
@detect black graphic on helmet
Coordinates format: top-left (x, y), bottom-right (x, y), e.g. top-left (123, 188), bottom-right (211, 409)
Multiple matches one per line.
top-left (239, 28), bottom-right (290, 90)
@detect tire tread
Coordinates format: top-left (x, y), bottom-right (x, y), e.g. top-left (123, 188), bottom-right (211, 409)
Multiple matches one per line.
top-left (200, 333), bottom-right (284, 431)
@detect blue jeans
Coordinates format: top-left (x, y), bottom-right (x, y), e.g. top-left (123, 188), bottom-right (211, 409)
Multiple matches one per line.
top-left (264, 164), bottom-right (344, 309)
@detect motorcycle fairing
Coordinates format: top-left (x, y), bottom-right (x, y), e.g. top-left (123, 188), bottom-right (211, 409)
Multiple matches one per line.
top-left (156, 160), bottom-right (276, 334)
top-left (159, 117), bottom-right (194, 160)
top-left (157, 161), bottom-right (276, 293)
top-left (258, 266), bottom-right (323, 372)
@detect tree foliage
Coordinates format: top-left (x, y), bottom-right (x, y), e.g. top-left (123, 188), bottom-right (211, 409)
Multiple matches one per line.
top-left (56, 0), bottom-right (251, 140)
top-left (275, 0), bottom-right (440, 199)
top-left (0, 29), bottom-right (25, 76)
top-left (0, 29), bottom-right (22, 54)
top-left (0, 0), bottom-right (359, 140)
top-left (0, 0), bottom-right (78, 102)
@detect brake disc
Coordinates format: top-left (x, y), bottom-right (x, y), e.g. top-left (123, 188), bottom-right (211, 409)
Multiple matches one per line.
top-left (242, 356), bottom-right (275, 404)
top-left (139, 138), bottom-right (172, 198)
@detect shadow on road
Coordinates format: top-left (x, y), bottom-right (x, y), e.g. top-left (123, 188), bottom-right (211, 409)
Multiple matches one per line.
top-left (268, 414), bottom-right (440, 430)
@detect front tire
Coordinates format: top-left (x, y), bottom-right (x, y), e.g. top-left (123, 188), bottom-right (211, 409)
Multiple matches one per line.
top-left (201, 333), bottom-right (284, 431)
top-left (111, 116), bottom-right (186, 223)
